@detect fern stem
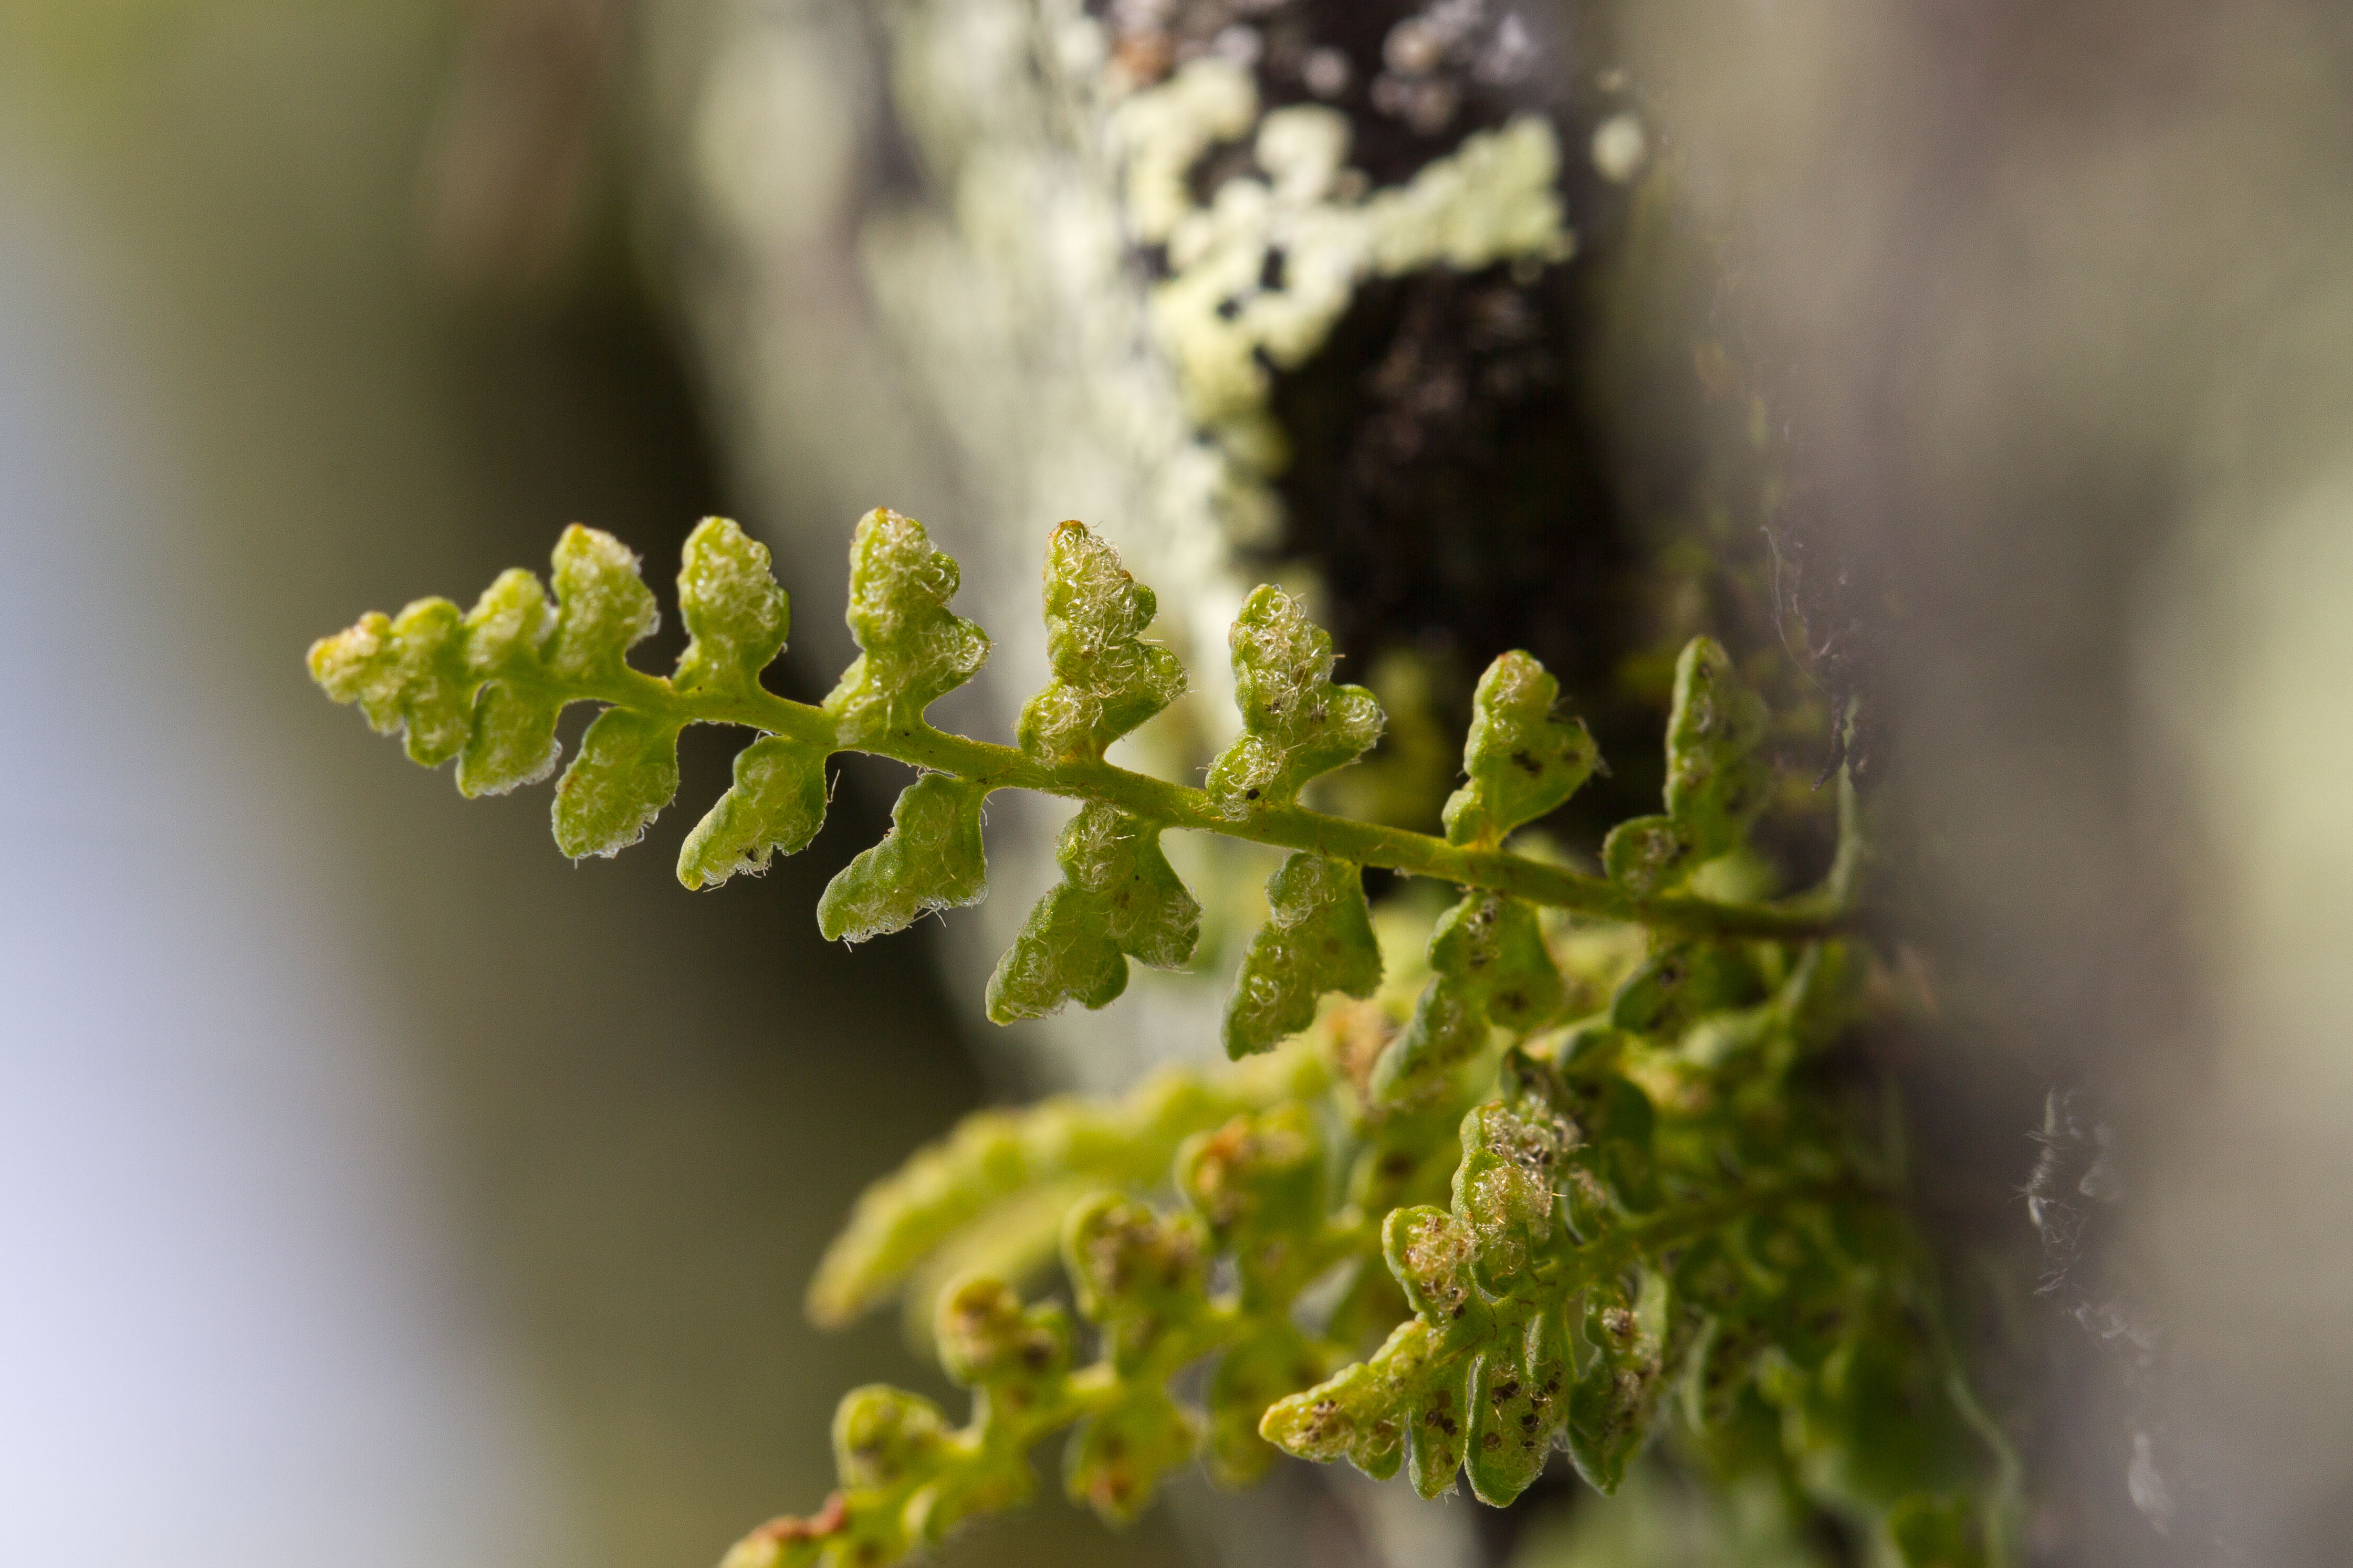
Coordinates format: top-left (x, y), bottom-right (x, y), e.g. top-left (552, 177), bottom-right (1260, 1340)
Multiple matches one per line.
top-left (561, 671), bottom-right (1852, 942)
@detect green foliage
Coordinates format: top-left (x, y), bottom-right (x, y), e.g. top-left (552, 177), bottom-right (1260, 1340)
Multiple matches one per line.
top-left (1257, 935), bottom-right (2000, 1561)
top-left (728, 1095), bottom-right (1372, 1568)
top-left (546, 522), bottom-right (662, 681)
top-left (818, 775), bottom-right (990, 944)
top-left (1372, 891), bottom-right (1563, 1105)
top-left (673, 514), bottom-right (792, 698)
top-left (452, 566), bottom-right (570, 796)
top-left (824, 508), bottom-right (991, 741)
top-left (455, 681), bottom-right (566, 797)
top-left (679, 735), bottom-right (830, 890)
top-left (1603, 637), bottom-right (1772, 895)
top-left (1018, 519), bottom-right (1187, 764)
top-left (312, 512), bottom-right (1834, 941)
top-left (805, 1044), bottom-right (1329, 1329)
top-left (672, 518), bottom-right (831, 884)
top-left (310, 510), bottom-right (2010, 1568)
top-left (1221, 853), bottom-right (1383, 1059)
top-left (307, 596), bottom-right (470, 765)
top-left (553, 707), bottom-right (683, 858)
top-left (984, 803), bottom-right (1200, 1022)
top-left (1205, 583), bottom-right (1386, 816)
top-left (1442, 650), bottom-right (1600, 848)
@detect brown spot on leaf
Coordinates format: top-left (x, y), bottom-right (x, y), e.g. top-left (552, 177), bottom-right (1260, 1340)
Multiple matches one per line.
top-left (750, 1492), bottom-right (850, 1543)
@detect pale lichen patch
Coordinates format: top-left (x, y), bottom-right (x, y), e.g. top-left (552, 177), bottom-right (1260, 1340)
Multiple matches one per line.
top-left (1120, 59), bottom-right (1574, 479)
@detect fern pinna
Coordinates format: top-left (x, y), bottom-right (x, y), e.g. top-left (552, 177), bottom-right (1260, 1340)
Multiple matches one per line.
top-left (311, 511), bottom-right (2015, 1568)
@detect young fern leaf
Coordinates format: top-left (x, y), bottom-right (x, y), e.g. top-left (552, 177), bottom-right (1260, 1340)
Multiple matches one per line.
top-left (672, 518), bottom-right (833, 886)
top-left (805, 1044), bottom-right (1329, 1328)
top-left (309, 525), bottom-right (676, 848)
top-left (1261, 1095), bottom-right (1593, 1503)
top-left (1202, 588), bottom-right (1393, 1057)
top-left (730, 1280), bottom-right (1077, 1568)
top-left (1371, 890), bottom-right (1564, 1105)
top-left (678, 735), bottom-right (830, 889)
top-left (1061, 1194), bottom-right (1212, 1498)
top-left (1442, 650), bottom-right (1601, 848)
top-left (1221, 853), bottom-right (1383, 1059)
top-left (534, 530), bottom-right (675, 855)
top-left (1562, 1263), bottom-right (1675, 1493)
top-left (1177, 1104), bottom-right (1346, 1482)
top-left (1368, 653), bottom-right (1595, 1099)
top-left (555, 707), bottom-right (686, 858)
top-left (459, 683), bottom-right (569, 798)
top-left (1259, 1053), bottom-right (1684, 1505)
top-left (732, 1104), bottom-right (1379, 1568)
top-left (551, 520), bottom-right (820, 864)
top-left (672, 515), bottom-right (791, 697)
top-left (307, 596), bottom-right (474, 766)
top-left (1603, 636), bottom-right (1771, 894)
top-left (453, 570), bottom-right (568, 796)
top-left (817, 775), bottom-right (991, 944)
top-left (1205, 584), bottom-right (1385, 816)
top-left (1017, 521), bottom-right (1187, 764)
top-left (983, 524), bottom-right (1201, 1017)
top-left (310, 519), bottom-right (838, 872)
top-left (317, 514), bottom-right (1848, 957)
top-left (309, 566), bottom-right (547, 782)
top-left (1260, 942), bottom-right (2008, 1566)
top-left (545, 523), bottom-right (662, 679)
top-left (823, 508), bottom-right (990, 742)
top-left (814, 510), bottom-right (1003, 930)
top-left (310, 517), bottom-right (2014, 1568)
top-left (984, 803), bottom-right (1201, 1021)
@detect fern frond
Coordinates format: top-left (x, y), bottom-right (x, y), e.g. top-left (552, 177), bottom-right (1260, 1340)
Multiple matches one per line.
top-left (823, 508), bottom-right (990, 742)
top-left (310, 508), bottom-right (2013, 1568)
top-left (1441, 650), bottom-right (1599, 850)
top-left (1017, 520), bottom-right (1187, 764)
top-left (816, 775), bottom-right (990, 944)
top-left (1372, 889), bottom-right (1563, 1106)
top-left (804, 1042), bottom-right (1328, 1328)
top-left (1602, 637), bottom-right (1772, 894)
top-left (1263, 940), bottom-right (2003, 1561)
top-left (730, 1103), bottom-right (1382, 1568)
top-left (312, 513), bottom-right (1843, 939)
top-left (984, 802), bottom-right (1200, 1022)
top-left (1220, 852), bottom-right (1383, 1059)
top-left (1205, 583), bottom-right (1386, 816)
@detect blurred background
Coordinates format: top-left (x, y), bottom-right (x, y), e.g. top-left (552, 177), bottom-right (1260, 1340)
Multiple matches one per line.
top-left (3, 3), bottom-right (2350, 1567)
top-left (0, 5), bottom-right (1123, 1567)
